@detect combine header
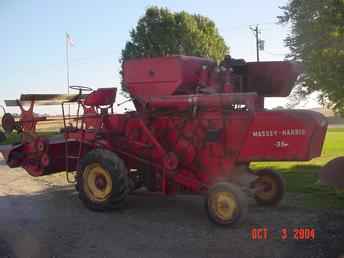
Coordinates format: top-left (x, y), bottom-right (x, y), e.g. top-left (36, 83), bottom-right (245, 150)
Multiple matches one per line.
top-left (0, 55), bottom-right (327, 226)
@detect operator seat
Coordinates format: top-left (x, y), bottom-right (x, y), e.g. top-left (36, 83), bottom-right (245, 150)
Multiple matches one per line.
top-left (82, 88), bottom-right (117, 130)
top-left (84, 88), bottom-right (117, 107)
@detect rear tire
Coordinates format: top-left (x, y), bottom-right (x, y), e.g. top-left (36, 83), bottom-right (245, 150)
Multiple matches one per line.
top-left (205, 182), bottom-right (248, 226)
top-left (77, 149), bottom-right (129, 211)
top-left (254, 169), bottom-right (285, 206)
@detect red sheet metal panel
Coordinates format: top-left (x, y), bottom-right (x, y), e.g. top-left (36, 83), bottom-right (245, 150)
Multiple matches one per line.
top-left (123, 55), bottom-right (214, 100)
top-left (238, 110), bottom-right (327, 161)
top-left (245, 61), bottom-right (302, 97)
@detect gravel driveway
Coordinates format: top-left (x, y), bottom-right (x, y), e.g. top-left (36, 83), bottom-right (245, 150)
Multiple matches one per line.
top-left (0, 158), bottom-right (343, 258)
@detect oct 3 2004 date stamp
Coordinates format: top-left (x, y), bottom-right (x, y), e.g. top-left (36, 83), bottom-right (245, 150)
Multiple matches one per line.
top-left (250, 227), bottom-right (316, 240)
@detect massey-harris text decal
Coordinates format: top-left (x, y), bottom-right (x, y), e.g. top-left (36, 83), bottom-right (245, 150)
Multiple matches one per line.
top-left (252, 129), bottom-right (306, 137)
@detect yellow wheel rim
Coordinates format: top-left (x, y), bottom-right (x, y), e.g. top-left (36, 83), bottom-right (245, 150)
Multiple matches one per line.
top-left (210, 191), bottom-right (238, 221)
top-left (255, 175), bottom-right (277, 201)
top-left (83, 163), bottom-right (113, 202)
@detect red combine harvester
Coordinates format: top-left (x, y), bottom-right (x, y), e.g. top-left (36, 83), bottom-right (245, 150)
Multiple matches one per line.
top-left (0, 55), bottom-right (327, 226)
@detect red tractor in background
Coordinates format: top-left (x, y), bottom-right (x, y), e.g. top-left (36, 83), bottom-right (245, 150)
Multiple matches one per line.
top-left (0, 55), bottom-right (327, 226)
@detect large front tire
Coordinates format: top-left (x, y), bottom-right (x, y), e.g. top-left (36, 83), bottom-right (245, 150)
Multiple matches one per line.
top-left (77, 149), bottom-right (129, 211)
top-left (205, 182), bottom-right (248, 226)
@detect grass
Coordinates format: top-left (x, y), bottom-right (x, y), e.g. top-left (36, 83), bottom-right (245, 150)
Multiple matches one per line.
top-left (251, 127), bottom-right (344, 208)
top-left (0, 131), bottom-right (58, 145)
top-left (0, 119), bottom-right (62, 145)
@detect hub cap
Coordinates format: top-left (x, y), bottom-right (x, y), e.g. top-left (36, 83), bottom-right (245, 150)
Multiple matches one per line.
top-left (255, 175), bottom-right (277, 200)
top-left (210, 191), bottom-right (238, 221)
top-left (83, 163), bottom-right (112, 202)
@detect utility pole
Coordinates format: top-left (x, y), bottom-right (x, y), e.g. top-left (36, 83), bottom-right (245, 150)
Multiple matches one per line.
top-left (250, 25), bottom-right (260, 62)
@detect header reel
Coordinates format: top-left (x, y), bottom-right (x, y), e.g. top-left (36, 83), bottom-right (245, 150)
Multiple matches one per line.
top-left (1, 90), bottom-right (88, 143)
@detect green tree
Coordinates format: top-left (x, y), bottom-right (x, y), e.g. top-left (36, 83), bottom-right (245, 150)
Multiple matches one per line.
top-left (120, 6), bottom-right (229, 93)
top-left (279, 0), bottom-right (344, 114)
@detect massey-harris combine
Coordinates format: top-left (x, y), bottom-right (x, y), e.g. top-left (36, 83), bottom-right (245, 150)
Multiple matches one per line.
top-left (0, 55), bottom-right (328, 226)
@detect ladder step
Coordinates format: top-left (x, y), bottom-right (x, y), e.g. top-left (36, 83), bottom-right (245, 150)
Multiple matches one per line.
top-left (67, 155), bottom-right (80, 159)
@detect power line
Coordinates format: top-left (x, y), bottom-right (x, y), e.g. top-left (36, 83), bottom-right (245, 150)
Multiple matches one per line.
top-left (264, 50), bottom-right (288, 57)
top-left (227, 21), bottom-right (278, 31)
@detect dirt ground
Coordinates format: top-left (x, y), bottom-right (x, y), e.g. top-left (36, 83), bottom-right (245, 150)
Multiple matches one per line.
top-left (0, 157), bottom-right (343, 258)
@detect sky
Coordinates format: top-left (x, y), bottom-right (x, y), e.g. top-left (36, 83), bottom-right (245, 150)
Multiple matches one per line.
top-left (1, 0), bottom-right (321, 114)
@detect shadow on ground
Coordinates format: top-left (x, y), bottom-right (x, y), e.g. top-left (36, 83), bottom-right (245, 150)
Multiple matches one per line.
top-left (0, 182), bottom-right (343, 258)
top-left (0, 186), bottom-right (212, 258)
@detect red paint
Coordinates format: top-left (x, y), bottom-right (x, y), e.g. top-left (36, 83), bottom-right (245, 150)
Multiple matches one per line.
top-left (0, 55), bottom-right (327, 194)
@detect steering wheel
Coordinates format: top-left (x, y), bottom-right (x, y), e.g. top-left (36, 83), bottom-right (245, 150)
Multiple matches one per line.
top-left (69, 85), bottom-right (93, 93)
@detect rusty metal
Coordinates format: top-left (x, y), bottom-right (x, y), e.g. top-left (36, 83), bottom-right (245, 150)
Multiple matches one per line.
top-left (5, 93), bottom-right (87, 107)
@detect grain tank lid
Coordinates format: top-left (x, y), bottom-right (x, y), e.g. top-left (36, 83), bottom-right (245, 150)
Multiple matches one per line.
top-left (123, 55), bottom-right (215, 99)
top-left (244, 61), bottom-right (303, 97)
